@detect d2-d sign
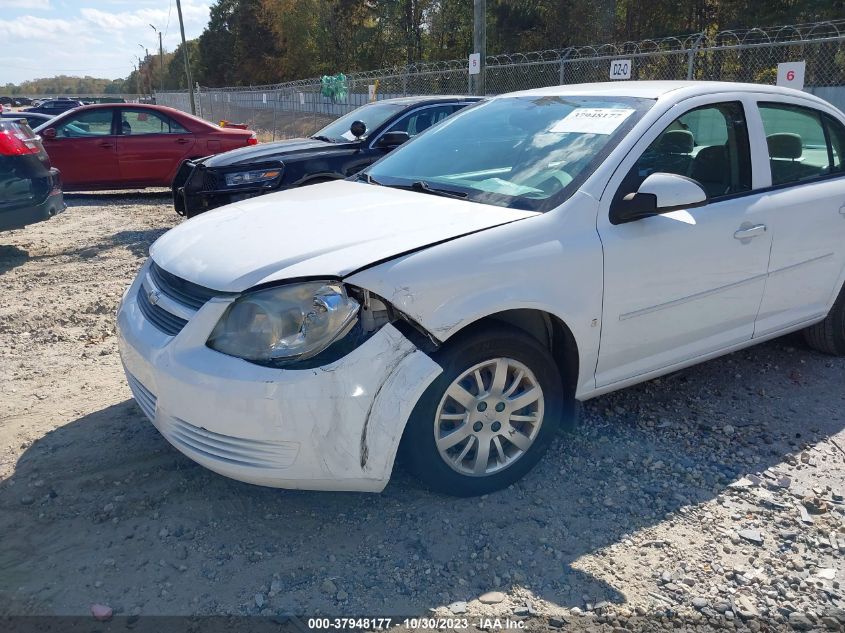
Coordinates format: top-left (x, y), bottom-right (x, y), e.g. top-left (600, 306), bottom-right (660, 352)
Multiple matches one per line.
top-left (610, 59), bottom-right (632, 80)
top-left (469, 53), bottom-right (481, 75)
top-left (777, 61), bottom-right (806, 90)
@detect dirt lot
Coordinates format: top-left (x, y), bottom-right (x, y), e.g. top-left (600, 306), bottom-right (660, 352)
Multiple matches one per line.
top-left (1, 192), bottom-right (845, 631)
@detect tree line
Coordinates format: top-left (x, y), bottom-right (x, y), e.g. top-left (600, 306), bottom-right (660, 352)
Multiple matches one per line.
top-left (4, 0), bottom-right (844, 96)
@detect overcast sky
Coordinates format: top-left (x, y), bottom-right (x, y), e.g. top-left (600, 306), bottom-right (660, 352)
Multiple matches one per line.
top-left (0, 0), bottom-right (212, 84)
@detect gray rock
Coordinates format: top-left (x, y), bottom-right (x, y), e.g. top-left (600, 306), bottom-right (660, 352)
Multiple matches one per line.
top-left (448, 601), bottom-right (467, 615)
top-left (738, 529), bottom-right (763, 545)
top-left (254, 594), bottom-right (265, 609)
top-left (823, 607), bottom-right (845, 623)
top-left (735, 595), bottom-right (759, 619)
top-left (478, 591), bottom-right (506, 604)
top-left (789, 612), bottom-right (814, 631)
top-left (692, 597), bottom-right (709, 609)
top-left (320, 579), bottom-right (337, 595)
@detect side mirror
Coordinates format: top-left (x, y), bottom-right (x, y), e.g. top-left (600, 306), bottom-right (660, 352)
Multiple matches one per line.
top-left (41, 127), bottom-right (57, 140)
top-left (349, 120), bottom-right (367, 139)
top-left (610, 172), bottom-right (707, 225)
top-left (376, 131), bottom-right (410, 149)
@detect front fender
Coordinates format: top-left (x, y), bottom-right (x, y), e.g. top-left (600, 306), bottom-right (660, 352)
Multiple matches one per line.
top-left (346, 192), bottom-right (604, 399)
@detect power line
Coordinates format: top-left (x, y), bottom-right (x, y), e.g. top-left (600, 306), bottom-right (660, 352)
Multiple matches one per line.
top-left (163, 0), bottom-right (173, 41)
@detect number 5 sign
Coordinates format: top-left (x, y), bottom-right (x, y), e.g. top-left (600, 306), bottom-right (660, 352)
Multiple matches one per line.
top-left (468, 53), bottom-right (481, 75)
top-left (777, 61), bottom-right (806, 90)
top-left (609, 59), bottom-right (632, 80)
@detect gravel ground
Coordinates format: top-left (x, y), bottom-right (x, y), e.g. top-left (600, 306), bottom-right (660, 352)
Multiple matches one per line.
top-left (1, 192), bottom-right (845, 631)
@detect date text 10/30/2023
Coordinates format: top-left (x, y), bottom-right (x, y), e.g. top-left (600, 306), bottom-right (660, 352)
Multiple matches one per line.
top-left (307, 617), bottom-right (527, 630)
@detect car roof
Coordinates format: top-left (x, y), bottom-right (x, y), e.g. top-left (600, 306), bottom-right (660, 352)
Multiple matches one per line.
top-left (58, 102), bottom-right (197, 117)
top-left (375, 95), bottom-right (481, 106)
top-left (1, 111), bottom-right (51, 119)
top-left (499, 80), bottom-right (829, 106)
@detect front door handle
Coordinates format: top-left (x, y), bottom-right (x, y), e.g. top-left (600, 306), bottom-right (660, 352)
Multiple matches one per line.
top-left (839, 204), bottom-right (845, 216)
top-left (734, 223), bottom-right (767, 241)
top-left (175, 138), bottom-right (190, 145)
top-left (98, 142), bottom-right (113, 149)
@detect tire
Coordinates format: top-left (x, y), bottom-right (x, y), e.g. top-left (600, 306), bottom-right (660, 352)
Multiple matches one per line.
top-left (803, 283), bottom-right (845, 355)
top-left (403, 325), bottom-right (565, 496)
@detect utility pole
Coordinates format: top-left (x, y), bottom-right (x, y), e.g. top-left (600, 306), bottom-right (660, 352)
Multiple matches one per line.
top-left (138, 45), bottom-right (150, 99)
top-left (150, 24), bottom-right (164, 92)
top-left (176, 0), bottom-right (196, 114)
top-left (473, 0), bottom-right (486, 96)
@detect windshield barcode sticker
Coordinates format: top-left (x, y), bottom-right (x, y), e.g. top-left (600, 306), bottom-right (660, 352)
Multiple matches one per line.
top-left (549, 108), bottom-right (635, 135)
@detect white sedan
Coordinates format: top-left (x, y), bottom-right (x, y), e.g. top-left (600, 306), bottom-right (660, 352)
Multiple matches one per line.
top-left (117, 81), bottom-right (845, 496)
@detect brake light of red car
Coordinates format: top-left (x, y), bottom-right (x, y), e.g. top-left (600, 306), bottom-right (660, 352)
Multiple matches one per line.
top-left (247, 133), bottom-right (258, 146)
top-left (0, 128), bottom-right (40, 156)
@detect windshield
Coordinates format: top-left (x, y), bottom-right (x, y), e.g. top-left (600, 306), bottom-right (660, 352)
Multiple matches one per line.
top-left (366, 95), bottom-right (653, 211)
top-left (314, 102), bottom-right (406, 142)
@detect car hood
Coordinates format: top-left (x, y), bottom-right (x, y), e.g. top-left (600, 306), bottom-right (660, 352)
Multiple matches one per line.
top-left (203, 137), bottom-right (353, 167)
top-left (150, 180), bottom-right (538, 292)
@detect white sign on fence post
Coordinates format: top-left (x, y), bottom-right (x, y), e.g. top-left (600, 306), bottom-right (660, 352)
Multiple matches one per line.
top-left (368, 84), bottom-right (376, 102)
top-left (262, 93), bottom-right (267, 104)
top-left (777, 61), bottom-right (806, 90)
top-left (299, 92), bottom-right (305, 106)
top-left (609, 59), bottom-right (632, 80)
top-left (468, 53), bottom-right (481, 75)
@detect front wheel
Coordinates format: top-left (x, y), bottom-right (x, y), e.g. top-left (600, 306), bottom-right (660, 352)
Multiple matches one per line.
top-left (403, 326), bottom-right (565, 496)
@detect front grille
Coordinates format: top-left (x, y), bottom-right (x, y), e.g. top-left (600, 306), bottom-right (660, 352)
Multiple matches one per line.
top-left (202, 169), bottom-right (217, 191)
top-left (126, 371), bottom-right (157, 422)
top-left (161, 417), bottom-right (299, 469)
top-left (149, 262), bottom-right (223, 311)
top-left (137, 285), bottom-right (188, 336)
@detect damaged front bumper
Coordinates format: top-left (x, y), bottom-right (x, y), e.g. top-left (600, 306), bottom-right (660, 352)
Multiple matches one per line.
top-left (116, 268), bottom-right (442, 492)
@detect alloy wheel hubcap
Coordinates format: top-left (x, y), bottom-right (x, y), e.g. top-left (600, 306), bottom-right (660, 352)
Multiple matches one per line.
top-left (434, 357), bottom-right (544, 477)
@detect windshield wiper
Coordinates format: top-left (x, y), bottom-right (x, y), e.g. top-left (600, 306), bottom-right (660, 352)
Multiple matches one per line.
top-left (355, 173), bottom-right (383, 185)
top-left (310, 135), bottom-right (335, 143)
top-left (410, 180), bottom-right (468, 200)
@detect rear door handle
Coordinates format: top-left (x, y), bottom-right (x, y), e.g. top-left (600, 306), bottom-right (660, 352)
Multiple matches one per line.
top-left (734, 224), bottom-right (767, 241)
top-left (98, 142), bottom-right (113, 149)
top-left (175, 138), bottom-right (190, 145)
top-left (839, 204), bottom-right (845, 216)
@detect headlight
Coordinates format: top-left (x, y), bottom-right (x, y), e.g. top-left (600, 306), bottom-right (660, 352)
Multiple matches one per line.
top-left (207, 282), bottom-right (360, 363)
top-left (223, 168), bottom-right (281, 187)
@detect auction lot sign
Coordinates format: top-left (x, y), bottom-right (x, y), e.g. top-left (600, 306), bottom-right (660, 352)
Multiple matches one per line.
top-left (776, 60), bottom-right (806, 90)
top-left (610, 59), bottom-right (632, 80)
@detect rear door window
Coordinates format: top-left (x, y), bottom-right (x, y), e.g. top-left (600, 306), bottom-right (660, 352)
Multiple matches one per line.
top-left (822, 113), bottom-right (845, 174)
top-left (758, 103), bottom-right (833, 185)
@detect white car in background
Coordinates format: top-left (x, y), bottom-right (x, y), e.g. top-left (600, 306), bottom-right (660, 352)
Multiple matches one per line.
top-left (117, 81), bottom-right (845, 496)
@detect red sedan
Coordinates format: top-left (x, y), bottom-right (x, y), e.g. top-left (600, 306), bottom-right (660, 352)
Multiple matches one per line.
top-left (33, 103), bottom-right (257, 191)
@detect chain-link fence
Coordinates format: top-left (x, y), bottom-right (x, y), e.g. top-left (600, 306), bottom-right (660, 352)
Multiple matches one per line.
top-left (156, 20), bottom-right (845, 141)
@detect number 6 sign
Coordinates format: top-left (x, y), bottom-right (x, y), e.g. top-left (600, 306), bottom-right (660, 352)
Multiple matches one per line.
top-left (777, 61), bottom-right (806, 90)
